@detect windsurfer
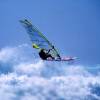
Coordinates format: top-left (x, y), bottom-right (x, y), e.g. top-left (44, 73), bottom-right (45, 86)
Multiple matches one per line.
top-left (39, 49), bottom-right (54, 60)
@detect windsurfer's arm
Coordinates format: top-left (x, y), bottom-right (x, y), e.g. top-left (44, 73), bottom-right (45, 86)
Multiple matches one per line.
top-left (47, 46), bottom-right (54, 53)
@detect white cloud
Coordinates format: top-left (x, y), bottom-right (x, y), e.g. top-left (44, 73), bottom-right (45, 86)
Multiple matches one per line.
top-left (0, 47), bottom-right (16, 63)
top-left (0, 44), bottom-right (100, 100)
top-left (14, 60), bottom-right (44, 76)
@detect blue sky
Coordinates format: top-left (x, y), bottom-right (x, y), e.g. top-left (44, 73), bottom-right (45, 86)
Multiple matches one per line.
top-left (0, 0), bottom-right (100, 65)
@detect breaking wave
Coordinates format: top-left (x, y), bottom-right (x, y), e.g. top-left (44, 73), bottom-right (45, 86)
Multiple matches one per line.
top-left (0, 44), bottom-right (100, 100)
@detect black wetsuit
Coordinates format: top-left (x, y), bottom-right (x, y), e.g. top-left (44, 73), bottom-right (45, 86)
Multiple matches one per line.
top-left (39, 49), bottom-right (54, 60)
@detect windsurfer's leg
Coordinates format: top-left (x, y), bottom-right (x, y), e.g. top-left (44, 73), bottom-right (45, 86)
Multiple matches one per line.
top-left (47, 54), bottom-right (54, 59)
top-left (57, 54), bottom-right (61, 59)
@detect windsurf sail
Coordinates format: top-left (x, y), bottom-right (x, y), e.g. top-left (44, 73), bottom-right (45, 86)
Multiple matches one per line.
top-left (20, 19), bottom-right (60, 58)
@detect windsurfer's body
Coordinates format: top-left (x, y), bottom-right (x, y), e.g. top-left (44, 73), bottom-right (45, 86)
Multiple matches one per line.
top-left (32, 44), bottom-right (55, 60)
top-left (39, 49), bottom-right (54, 60)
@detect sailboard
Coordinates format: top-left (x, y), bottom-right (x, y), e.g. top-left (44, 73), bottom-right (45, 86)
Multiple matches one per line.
top-left (20, 19), bottom-right (77, 61)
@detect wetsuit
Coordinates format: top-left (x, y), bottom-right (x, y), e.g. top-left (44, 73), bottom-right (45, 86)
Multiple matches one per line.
top-left (39, 49), bottom-right (54, 60)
